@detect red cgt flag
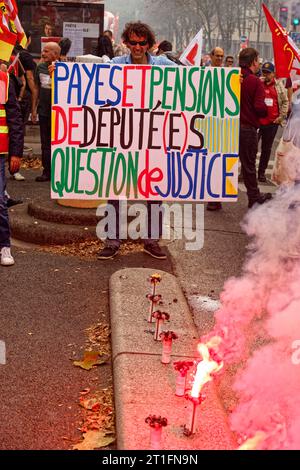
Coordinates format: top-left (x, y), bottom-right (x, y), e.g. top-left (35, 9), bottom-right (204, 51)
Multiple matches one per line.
top-left (263, 3), bottom-right (300, 78)
top-left (0, 5), bottom-right (17, 61)
top-left (4, 0), bottom-right (27, 48)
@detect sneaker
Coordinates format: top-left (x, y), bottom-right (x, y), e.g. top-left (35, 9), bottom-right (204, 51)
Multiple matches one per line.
top-left (143, 242), bottom-right (167, 260)
top-left (7, 198), bottom-right (23, 208)
top-left (248, 193), bottom-right (272, 209)
top-left (207, 202), bottom-right (222, 211)
top-left (12, 172), bottom-right (25, 181)
top-left (97, 245), bottom-right (119, 260)
top-left (1, 247), bottom-right (15, 266)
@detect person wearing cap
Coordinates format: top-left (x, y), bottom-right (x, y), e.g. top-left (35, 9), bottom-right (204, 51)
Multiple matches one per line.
top-left (258, 62), bottom-right (289, 182)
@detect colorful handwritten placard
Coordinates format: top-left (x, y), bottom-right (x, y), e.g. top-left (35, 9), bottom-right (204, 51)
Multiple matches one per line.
top-left (51, 63), bottom-right (240, 201)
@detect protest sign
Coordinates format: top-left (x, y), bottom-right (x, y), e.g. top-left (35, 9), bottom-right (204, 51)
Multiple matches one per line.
top-left (51, 62), bottom-right (240, 201)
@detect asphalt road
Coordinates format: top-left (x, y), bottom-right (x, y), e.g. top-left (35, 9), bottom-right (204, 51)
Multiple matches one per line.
top-left (0, 247), bottom-right (172, 449)
top-left (0, 125), bottom-right (281, 450)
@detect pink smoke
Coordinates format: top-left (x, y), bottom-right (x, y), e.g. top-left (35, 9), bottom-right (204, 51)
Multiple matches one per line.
top-left (204, 184), bottom-right (300, 449)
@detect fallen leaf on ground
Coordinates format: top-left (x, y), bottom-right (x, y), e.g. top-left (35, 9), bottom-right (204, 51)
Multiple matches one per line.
top-left (74, 387), bottom-right (115, 449)
top-left (73, 351), bottom-right (106, 370)
top-left (40, 240), bottom-right (143, 260)
top-left (21, 157), bottom-right (42, 169)
top-left (73, 431), bottom-right (115, 450)
top-left (79, 396), bottom-right (101, 411)
top-left (85, 323), bottom-right (111, 356)
top-left (91, 403), bottom-right (101, 412)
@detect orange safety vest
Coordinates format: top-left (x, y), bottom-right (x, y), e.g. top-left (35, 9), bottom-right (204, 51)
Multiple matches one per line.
top-left (0, 70), bottom-right (9, 154)
top-left (0, 70), bottom-right (8, 104)
top-left (0, 104), bottom-right (9, 154)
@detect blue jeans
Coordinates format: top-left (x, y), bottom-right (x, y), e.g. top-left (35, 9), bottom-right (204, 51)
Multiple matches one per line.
top-left (0, 156), bottom-right (10, 248)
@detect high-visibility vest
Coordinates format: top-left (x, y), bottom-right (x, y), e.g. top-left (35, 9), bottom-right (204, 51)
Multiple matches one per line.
top-left (0, 70), bottom-right (9, 105)
top-left (0, 105), bottom-right (9, 154)
top-left (0, 70), bottom-right (9, 154)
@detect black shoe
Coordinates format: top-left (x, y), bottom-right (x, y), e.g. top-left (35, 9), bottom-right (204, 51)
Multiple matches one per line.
top-left (7, 198), bottom-right (23, 208)
top-left (248, 193), bottom-right (272, 209)
top-left (35, 174), bottom-right (50, 182)
top-left (207, 202), bottom-right (222, 211)
top-left (97, 246), bottom-right (119, 260)
top-left (258, 173), bottom-right (267, 183)
top-left (143, 242), bottom-right (167, 260)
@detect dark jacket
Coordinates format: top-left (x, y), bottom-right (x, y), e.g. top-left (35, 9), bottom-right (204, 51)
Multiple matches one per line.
top-left (5, 78), bottom-right (24, 157)
top-left (240, 66), bottom-right (268, 129)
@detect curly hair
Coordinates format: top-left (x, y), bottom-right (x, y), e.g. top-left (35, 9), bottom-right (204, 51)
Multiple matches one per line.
top-left (122, 21), bottom-right (155, 48)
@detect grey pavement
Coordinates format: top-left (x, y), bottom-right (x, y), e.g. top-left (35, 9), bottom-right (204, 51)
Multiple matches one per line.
top-left (0, 249), bottom-right (113, 449)
top-left (110, 269), bottom-right (235, 450)
top-left (0, 126), bottom-right (280, 449)
top-left (0, 193), bottom-right (173, 449)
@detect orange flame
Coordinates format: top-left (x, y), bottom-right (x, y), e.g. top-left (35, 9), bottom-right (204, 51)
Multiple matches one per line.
top-left (191, 343), bottom-right (223, 398)
top-left (237, 431), bottom-right (266, 450)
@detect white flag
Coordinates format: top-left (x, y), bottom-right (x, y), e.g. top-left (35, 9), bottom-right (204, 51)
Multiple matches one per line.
top-left (180, 29), bottom-right (203, 66)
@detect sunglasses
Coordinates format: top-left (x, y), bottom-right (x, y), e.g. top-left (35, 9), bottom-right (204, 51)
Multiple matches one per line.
top-left (128, 39), bottom-right (148, 46)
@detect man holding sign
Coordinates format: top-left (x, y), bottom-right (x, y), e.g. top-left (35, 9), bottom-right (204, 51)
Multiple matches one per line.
top-left (52, 23), bottom-right (241, 257)
top-left (98, 22), bottom-right (174, 260)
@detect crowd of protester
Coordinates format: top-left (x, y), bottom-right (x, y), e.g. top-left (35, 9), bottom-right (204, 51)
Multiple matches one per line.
top-left (0, 19), bottom-right (292, 265)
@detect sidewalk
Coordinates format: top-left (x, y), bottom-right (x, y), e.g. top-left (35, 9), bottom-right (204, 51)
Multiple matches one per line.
top-left (3, 125), bottom-right (279, 450)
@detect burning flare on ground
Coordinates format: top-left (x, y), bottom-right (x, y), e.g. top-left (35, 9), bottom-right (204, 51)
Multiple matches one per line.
top-left (191, 343), bottom-right (223, 398)
top-left (237, 432), bottom-right (267, 450)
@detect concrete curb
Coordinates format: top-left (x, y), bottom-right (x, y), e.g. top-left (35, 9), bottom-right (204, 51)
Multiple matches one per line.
top-left (9, 203), bottom-right (98, 245)
top-left (28, 200), bottom-right (101, 226)
top-left (9, 196), bottom-right (154, 246)
top-left (109, 268), bottom-right (236, 450)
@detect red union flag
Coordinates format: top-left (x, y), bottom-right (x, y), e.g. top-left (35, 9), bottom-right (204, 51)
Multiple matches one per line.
top-left (0, 2), bottom-right (17, 61)
top-left (180, 29), bottom-right (203, 66)
top-left (3, 0), bottom-right (27, 48)
top-left (263, 3), bottom-right (300, 79)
